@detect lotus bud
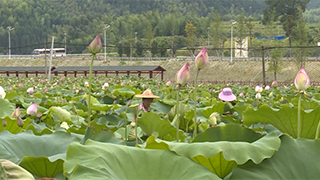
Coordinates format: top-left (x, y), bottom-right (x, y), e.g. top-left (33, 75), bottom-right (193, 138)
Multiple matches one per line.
top-left (88, 34), bottom-right (102, 55)
top-left (18, 83), bottom-right (23, 89)
top-left (271, 81), bottom-right (277, 87)
top-left (195, 47), bottom-right (209, 70)
top-left (11, 107), bottom-right (20, 118)
top-left (207, 112), bottom-right (220, 127)
top-left (269, 92), bottom-right (273, 98)
top-left (294, 66), bottom-right (310, 91)
top-left (103, 82), bottom-right (109, 88)
top-left (166, 80), bottom-right (171, 86)
top-left (17, 117), bottom-right (24, 127)
top-left (60, 122), bottom-right (69, 130)
top-left (176, 62), bottom-right (190, 86)
top-left (130, 104), bottom-right (140, 118)
top-left (26, 103), bottom-right (37, 116)
top-left (141, 83), bottom-right (146, 89)
top-left (127, 100), bottom-right (132, 106)
top-left (239, 92), bottom-right (244, 97)
top-left (255, 93), bottom-right (261, 100)
top-left (130, 121), bottom-right (136, 127)
top-left (265, 85), bottom-right (270, 90)
top-left (0, 86), bottom-right (6, 99)
top-left (2, 119), bottom-right (7, 127)
top-left (255, 85), bottom-right (263, 93)
top-left (27, 87), bottom-right (34, 94)
top-left (84, 81), bottom-right (89, 87)
top-left (76, 89), bottom-right (79, 94)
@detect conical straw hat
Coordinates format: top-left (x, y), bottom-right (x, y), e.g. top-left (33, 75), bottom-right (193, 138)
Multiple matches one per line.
top-left (135, 89), bottom-right (159, 99)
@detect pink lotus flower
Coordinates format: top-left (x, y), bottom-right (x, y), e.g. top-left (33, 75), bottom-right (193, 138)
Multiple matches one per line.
top-left (271, 81), bottom-right (277, 87)
top-left (27, 87), bottom-right (34, 94)
top-left (102, 82), bottom-right (109, 89)
top-left (255, 85), bottom-right (263, 93)
top-left (88, 34), bottom-right (102, 54)
top-left (27, 103), bottom-right (37, 116)
top-left (294, 67), bottom-right (310, 91)
top-left (18, 83), bottom-right (23, 89)
top-left (195, 47), bottom-right (209, 70)
top-left (239, 92), bottom-right (244, 96)
top-left (176, 62), bottom-right (190, 86)
top-left (265, 85), bottom-right (270, 90)
top-left (166, 80), bottom-right (171, 86)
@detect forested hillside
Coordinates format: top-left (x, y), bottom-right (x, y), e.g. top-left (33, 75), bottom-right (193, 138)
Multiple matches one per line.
top-left (0, 0), bottom-right (266, 54)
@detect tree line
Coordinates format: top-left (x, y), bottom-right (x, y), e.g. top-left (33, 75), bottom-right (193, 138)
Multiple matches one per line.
top-left (0, 0), bottom-right (318, 63)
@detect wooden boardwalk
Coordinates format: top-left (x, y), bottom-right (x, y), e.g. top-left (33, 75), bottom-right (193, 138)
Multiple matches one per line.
top-left (0, 66), bottom-right (166, 80)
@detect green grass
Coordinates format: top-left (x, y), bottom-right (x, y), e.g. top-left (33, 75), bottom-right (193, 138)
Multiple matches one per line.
top-left (2, 58), bottom-right (319, 84)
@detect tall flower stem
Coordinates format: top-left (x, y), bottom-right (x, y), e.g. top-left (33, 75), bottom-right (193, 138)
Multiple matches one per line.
top-left (87, 54), bottom-right (95, 127)
top-left (297, 93), bottom-right (302, 138)
top-left (315, 120), bottom-right (320, 139)
top-left (193, 69), bottom-right (200, 137)
top-left (124, 102), bottom-right (130, 142)
top-left (134, 115), bottom-right (138, 146)
top-left (176, 85), bottom-right (180, 142)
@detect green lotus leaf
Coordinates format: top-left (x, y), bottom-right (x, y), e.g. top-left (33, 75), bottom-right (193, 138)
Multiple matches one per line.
top-left (32, 91), bottom-right (43, 99)
top-left (49, 106), bottom-right (72, 122)
top-left (70, 114), bottom-right (86, 127)
top-left (138, 111), bottom-right (186, 141)
top-left (83, 94), bottom-right (100, 105)
top-left (112, 85), bottom-right (138, 99)
top-left (0, 131), bottom-right (80, 178)
top-left (243, 104), bottom-right (320, 139)
top-left (192, 152), bottom-right (237, 178)
top-left (150, 100), bottom-right (173, 114)
top-left (64, 140), bottom-right (221, 180)
top-left (192, 124), bottom-right (263, 143)
top-left (94, 114), bottom-right (125, 129)
top-left (25, 122), bottom-right (53, 135)
top-left (0, 98), bottom-right (15, 119)
top-left (168, 102), bottom-right (194, 130)
top-left (3, 90), bottom-right (18, 100)
top-left (0, 117), bottom-right (32, 134)
top-left (79, 126), bottom-right (125, 144)
top-left (160, 96), bottom-right (177, 106)
top-left (201, 102), bottom-right (225, 118)
top-left (145, 131), bottom-right (280, 178)
top-left (0, 159), bottom-right (35, 180)
top-left (90, 103), bottom-right (114, 111)
top-left (230, 135), bottom-right (320, 179)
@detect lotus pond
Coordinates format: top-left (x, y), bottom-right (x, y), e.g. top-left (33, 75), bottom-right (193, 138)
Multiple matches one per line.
top-left (0, 74), bottom-right (319, 180)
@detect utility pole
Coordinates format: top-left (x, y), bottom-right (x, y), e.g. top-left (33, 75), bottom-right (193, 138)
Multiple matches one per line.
top-left (230, 20), bottom-right (236, 65)
top-left (104, 24), bottom-right (110, 61)
top-left (207, 27), bottom-right (210, 47)
top-left (64, 33), bottom-right (67, 56)
top-left (7, 26), bottom-right (14, 59)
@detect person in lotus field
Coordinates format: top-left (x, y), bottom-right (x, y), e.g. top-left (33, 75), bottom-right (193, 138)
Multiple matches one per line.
top-left (218, 87), bottom-right (236, 103)
top-left (135, 89), bottom-right (160, 112)
top-left (218, 87), bottom-right (237, 115)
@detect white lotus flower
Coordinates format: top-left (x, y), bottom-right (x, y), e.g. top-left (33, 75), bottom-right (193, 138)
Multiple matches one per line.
top-left (0, 86), bottom-right (5, 98)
